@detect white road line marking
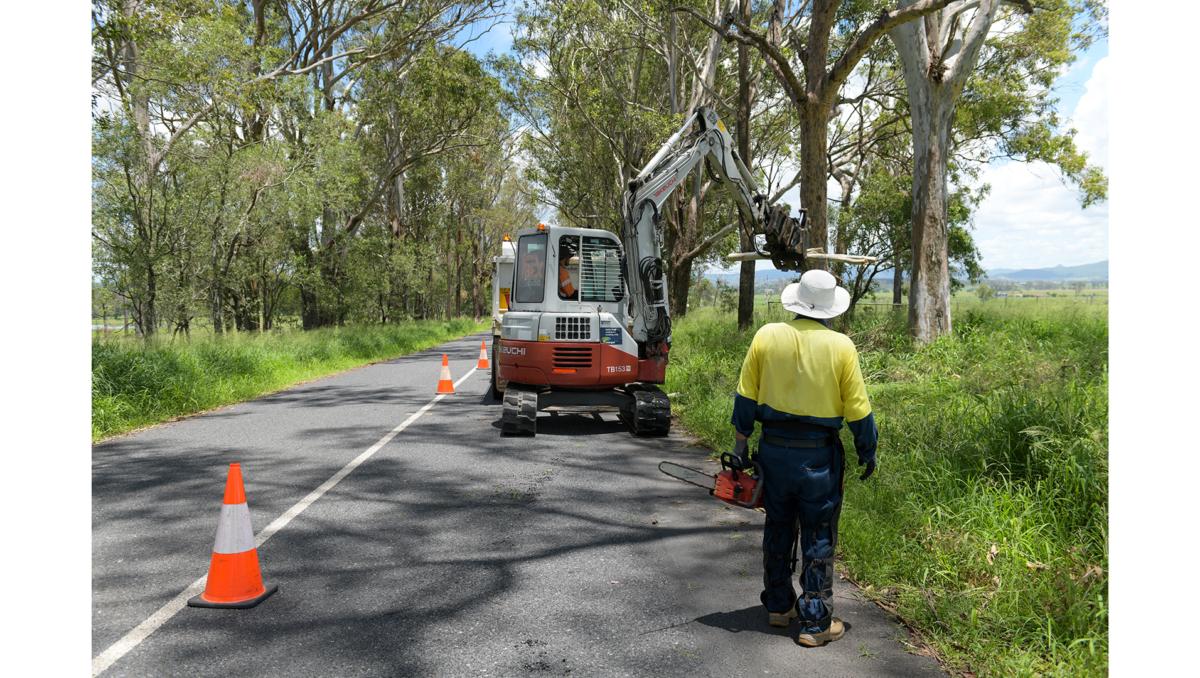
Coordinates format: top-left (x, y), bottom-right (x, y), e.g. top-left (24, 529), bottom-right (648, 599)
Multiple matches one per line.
top-left (92, 364), bottom-right (481, 677)
top-left (90, 577), bottom-right (208, 678)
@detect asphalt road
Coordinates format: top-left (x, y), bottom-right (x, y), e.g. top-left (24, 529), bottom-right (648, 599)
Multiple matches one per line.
top-left (92, 330), bottom-right (948, 678)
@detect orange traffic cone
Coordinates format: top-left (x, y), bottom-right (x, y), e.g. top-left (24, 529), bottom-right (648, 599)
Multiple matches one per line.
top-left (477, 342), bottom-right (490, 370)
top-left (436, 353), bottom-right (455, 394)
top-left (188, 463), bottom-right (277, 609)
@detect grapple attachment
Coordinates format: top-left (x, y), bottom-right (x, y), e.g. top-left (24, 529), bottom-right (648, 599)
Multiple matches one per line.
top-left (760, 206), bottom-right (809, 273)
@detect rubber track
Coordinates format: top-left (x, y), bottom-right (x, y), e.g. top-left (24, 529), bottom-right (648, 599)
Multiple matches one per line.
top-left (629, 385), bottom-right (671, 437)
top-left (501, 385), bottom-right (537, 435)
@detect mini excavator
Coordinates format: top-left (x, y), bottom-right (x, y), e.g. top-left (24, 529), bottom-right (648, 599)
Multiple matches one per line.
top-left (490, 107), bottom-right (871, 436)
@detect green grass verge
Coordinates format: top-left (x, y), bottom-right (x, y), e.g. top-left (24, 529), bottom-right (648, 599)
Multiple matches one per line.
top-left (92, 319), bottom-right (487, 442)
top-left (665, 304), bottom-right (1108, 677)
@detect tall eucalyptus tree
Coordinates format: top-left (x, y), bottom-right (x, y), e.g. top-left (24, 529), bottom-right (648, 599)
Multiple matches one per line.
top-left (677, 0), bottom-right (958, 266)
top-left (92, 0), bottom-right (508, 332)
top-left (888, 0), bottom-right (1106, 343)
top-left (509, 0), bottom-right (801, 317)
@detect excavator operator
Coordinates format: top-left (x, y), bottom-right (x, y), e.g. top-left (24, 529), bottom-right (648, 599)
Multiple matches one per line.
top-left (558, 238), bottom-right (578, 300)
top-left (729, 269), bottom-right (878, 647)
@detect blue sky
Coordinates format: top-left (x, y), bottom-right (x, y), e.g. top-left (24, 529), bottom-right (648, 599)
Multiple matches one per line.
top-left (967, 40), bottom-right (1109, 272)
top-left (454, 12), bottom-right (516, 57)
top-left (457, 11), bottom-right (1109, 274)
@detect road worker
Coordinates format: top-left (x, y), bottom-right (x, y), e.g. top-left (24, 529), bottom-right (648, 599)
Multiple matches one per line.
top-left (558, 264), bottom-right (577, 299)
top-left (558, 238), bottom-right (578, 300)
top-left (730, 268), bottom-right (878, 647)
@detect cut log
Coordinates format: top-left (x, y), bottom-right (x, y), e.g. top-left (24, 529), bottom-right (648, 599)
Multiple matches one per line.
top-left (808, 253), bottom-right (878, 265)
top-left (725, 251), bottom-right (878, 265)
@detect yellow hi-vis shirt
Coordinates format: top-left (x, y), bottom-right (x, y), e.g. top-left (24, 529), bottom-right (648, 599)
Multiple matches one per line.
top-left (736, 319), bottom-right (872, 422)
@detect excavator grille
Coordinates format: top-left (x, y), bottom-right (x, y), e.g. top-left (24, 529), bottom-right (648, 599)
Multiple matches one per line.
top-left (554, 316), bottom-right (592, 340)
top-left (552, 345), bottom-right (594, 370)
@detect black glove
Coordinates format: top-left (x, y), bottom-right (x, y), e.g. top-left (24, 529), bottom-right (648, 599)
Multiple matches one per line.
top-left (858, 456), bottom-right (876, 481)
top-left (731, 439), bottom-right (749, 471)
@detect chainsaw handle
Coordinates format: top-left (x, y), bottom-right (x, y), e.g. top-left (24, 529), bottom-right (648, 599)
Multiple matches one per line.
top-left (719, 451), bottom-right (748, 473)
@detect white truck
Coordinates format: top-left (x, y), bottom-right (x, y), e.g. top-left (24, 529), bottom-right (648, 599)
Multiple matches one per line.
top-left (490, 236), bottom-right (516, 398)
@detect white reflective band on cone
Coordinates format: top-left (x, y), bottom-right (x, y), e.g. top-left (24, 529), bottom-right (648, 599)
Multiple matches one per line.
top-left (213, 502), bottom-right (256, 554)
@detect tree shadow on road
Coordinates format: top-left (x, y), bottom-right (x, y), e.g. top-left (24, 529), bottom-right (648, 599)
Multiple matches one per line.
top-left (491, 408), bottom-right (630, 436)
top-left (92, 409), bottom-right (738, 676)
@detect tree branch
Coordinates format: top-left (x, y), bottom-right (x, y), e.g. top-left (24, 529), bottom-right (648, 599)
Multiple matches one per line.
top-left (769, 168), bottom-right (802, 204)
top-left (827, 0), bottom-right (956, 97)
top-left (683, 219), bottom-right (739, 261)
top-left (673, 6), bottom-right (806, 110)
top-left (944, 0), bottom-right (1000, 90)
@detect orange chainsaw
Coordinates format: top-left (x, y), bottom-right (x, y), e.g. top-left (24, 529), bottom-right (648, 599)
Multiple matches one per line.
top-left (658, 453), bottom-right (764, 509)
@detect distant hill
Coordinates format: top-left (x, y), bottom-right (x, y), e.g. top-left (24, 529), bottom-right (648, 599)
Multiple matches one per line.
top-left (696, 259), bottom-right (1108, 287)
top-left (702, 268), bottom-right (796, 285)
top-left (986, 260), bottom-right (1107, 282)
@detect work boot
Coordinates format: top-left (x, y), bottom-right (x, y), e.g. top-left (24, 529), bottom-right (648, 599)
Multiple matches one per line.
top-left (796, 618), bottom-right (845, 647)
top-left (768, 607), bottom-right (798, 627)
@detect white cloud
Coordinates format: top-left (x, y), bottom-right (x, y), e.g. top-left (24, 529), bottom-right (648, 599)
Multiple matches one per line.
top-left (968, 57), bottom-right (1108, 272)
top-left (1070, 56), bottom-right (1108, 170)
top-left (971, 161), bottom-right (1108, 270)
top-left (528, 56), bottom-right (550, 79)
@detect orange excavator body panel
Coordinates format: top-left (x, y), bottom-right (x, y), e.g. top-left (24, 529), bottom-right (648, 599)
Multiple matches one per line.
top-left (498, 339), bottom-right (637, 387)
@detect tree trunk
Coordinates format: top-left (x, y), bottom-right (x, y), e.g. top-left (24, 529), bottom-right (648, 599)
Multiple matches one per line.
top-left (455, 222), bottom-right (463, 318)
top-left (799, 103), bottom-right (830, 266)
top-left (669, 12), bottom-right (679, 116)
top-left (121, 0), bottom-right (151, 161)
top-left (210, 237), bottom-right (226, 333)
top-left (833, 168), bottom-right (854, 257)
top-left (444, 250), bottom-right (453, 321)
top-left (301, 286), bottom-right (320, 330)
top-left (667, 256), bottom-right (693, 319)
top-left (906, 77), bottom-right (954, 344)
top-left (471, 232), bottom-right (481, 321)
top-left (736, 245), bottom-right (756, 328)
top-left (263, 277), bottom-right (275, 331)
top-left (142, 265), bottom-right (157, 338)
top-left (890, 0), bottom-right (1004, 344)
top-left (735, 0), bottom-right (755, 331)
top-left (666, 171), bottom-right (708, 318)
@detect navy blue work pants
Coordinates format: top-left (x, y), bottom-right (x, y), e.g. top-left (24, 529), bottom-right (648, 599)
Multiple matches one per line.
top-left (757, 437), bottom-right (844, 633)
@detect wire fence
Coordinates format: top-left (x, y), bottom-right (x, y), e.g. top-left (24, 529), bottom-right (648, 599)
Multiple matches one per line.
top-left (761, 293), bottom-right (1108, 317)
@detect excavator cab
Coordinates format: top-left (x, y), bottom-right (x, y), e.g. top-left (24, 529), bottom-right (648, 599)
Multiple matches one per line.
top-left (495, 224), bottom-right (670, 437)
top-left (557, 237), bottom-right (579, 300)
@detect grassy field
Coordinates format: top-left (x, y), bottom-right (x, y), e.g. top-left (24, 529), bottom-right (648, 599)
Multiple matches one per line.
top-left (91, 314), bottom-right (311, 335)
top-left (92, 319), bottom-right (488, 442)
top-left (664, 302), bottom-right (1108, 677)
top-left (753, 288), bottom-right (1108, 309)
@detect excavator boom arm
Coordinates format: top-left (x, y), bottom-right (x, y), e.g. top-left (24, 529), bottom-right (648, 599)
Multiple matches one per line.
top-left (620, 107), bottom-right (809, 354)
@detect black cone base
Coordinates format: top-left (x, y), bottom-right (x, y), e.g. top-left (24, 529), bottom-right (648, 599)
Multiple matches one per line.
top-left (187, 584), bottom-right (278, 609)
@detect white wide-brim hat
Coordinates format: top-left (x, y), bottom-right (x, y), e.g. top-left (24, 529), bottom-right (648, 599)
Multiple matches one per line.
top-left (781, 269), bottom-right (851, 319)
